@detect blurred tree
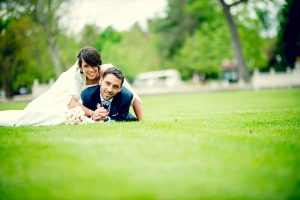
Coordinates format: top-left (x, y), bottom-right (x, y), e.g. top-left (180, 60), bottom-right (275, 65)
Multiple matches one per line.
top-left (151, 0), bottom-right (215, 59)
top-left (0, 0), bottom-right (75, 98)
top-left (100, 23), bottom-right (161, 81)
top-left (148, 0), bottom-right (223, 80)
top-left (218, 0), bottom-right (249, 82)
top-left (29, 0), bottom-right (68, 76)
top-left (229, 1), bottom-right (279, 72)
top-left (238, 24), bottom-right (273, 72)
top-left (95, 26), bottom-right (122, 53)
top-left (80, 24), bottom-right (100, 47)
top-left (274, 0), bottom-right (300, 70)
top-left (1, 0), bottom-right (68, 77)
top-left (0, 16), bottom-right (39, 98)
top-left (151, 0), bottom-right (280, 81)
top-left (154, 0), bottom-right (188, 58)
top-left (56, 32), bottom-right (80, 69)
top-left (174, 22), bottom-right (232, 80)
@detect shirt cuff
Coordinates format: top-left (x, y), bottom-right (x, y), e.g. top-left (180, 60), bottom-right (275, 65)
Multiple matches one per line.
top-left (104, 116), bottom-right (110, 122)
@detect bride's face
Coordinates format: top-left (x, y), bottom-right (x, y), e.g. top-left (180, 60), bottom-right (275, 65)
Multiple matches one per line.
top-left (81, 59), bottom-right (99, 80)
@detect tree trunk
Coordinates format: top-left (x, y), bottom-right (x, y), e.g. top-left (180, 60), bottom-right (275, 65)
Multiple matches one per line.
top-left (47, 34), bottom-right (62, 77)
top-left (3, 58), bottom-right (14, 99)
top-left (33, 0), bottom-right (66, 78)
top-left (219, 0), bottom-right (249, 82)
top-left (3, 78), bottom-right (13, 99)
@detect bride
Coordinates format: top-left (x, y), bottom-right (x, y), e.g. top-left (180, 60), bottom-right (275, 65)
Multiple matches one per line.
top-left (0, 47), bottom-right (142, 126)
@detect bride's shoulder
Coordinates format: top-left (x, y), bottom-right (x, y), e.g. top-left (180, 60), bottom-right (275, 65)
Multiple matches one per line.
top-left (100, 63), bottom-right (114, 72)
top-left (101, 63), bottom-right (114, 68)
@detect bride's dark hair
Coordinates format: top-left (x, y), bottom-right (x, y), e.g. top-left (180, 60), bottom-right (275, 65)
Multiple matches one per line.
top-left (77, 47), bottom-right (102, 72)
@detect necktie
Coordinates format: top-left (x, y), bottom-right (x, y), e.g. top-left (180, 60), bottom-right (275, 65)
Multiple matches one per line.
top-left (102, 101), bottom-right (111, 112)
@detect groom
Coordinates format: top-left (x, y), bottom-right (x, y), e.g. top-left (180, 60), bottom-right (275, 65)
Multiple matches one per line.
top-left (81, 67), bottom-right (137, 122)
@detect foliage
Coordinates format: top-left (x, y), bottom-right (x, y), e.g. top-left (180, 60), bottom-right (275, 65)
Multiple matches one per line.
top-left (173, 18), bottom-right (232, 80)
top-left (233, 4), bottom-right (276, 71)
top-left (274, 0), bottom-right (300, 70)
top-left (79, 24), bottom-right (101, 47)
top-left (0, 13), bottom-right (75, 95)
top-left (0, 15), bottom-right (40, 96)
top-left (149, 0), bottom-right (281, 80)
top-left (0, 0), bottom-right (71, 98)
top-left (95, 26), bottom-right (122, 53)
top-left (99, 24), bottom-right (162, 81)
top-left (57, 33), bottom-right (81, 69)
top-left (1, 89), bottom-right (300, 199)
top-left (151, 0), bottom-right (219, 59)
top-left (0, 0), bottom-right (292, 97)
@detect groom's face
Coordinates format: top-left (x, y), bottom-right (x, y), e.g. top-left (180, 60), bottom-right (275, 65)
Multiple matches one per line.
top-left (100, 74), bottom-right (122, 100)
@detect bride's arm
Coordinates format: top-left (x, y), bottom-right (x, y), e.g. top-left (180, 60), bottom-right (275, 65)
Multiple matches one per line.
top-left (68, 97), bottom-right (94, 117)
top-left (122, 79), bottom-right (143, 121)
top-left (133, 99), bottom-right (143, 121)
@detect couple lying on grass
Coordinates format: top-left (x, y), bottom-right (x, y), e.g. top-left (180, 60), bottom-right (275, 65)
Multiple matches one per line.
top-left (0, 47), bottom-right (142, 126)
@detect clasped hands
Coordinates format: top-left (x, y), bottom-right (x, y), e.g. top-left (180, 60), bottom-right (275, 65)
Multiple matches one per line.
top-left (91, 107), bottom-right (109, 121)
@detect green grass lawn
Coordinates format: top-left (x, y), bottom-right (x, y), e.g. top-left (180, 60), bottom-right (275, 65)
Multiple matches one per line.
top-left (0, 89), bottom-right (300, 199)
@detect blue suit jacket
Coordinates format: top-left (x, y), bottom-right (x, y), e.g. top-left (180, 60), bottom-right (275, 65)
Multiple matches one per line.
top-left (81, 85), bottom-right (137, 121)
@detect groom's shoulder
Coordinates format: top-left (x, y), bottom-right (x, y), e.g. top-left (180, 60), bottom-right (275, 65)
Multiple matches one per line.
top-left (83, 85), bottom-right (100, 93)
top-left (119, 87), bottom-right (133, 99)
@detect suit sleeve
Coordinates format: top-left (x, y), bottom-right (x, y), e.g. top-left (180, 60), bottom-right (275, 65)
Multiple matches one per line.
top-left (81, 88), bottom-right (90, 107)
top-left (111, 88), bottom-right (137, 121)
top-left (81, 85), bottom-right (99, 110)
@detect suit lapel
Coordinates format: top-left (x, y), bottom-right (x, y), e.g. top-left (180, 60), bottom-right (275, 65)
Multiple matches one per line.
top-left (109, 93), bottom-right (120, 117)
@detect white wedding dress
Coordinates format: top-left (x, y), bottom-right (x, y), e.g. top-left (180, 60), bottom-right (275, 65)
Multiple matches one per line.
top-left (0, 62), bottom-right (141, 126)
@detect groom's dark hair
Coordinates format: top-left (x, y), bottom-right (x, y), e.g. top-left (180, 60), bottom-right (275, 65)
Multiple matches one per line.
top-left (104, 67), bottom-right (125, 86)
top-left (77, 47), bottom-right (102, 69)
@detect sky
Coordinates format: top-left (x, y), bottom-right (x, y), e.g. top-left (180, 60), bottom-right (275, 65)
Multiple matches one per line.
top-left (59, 0), bottom-right (167, 33)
